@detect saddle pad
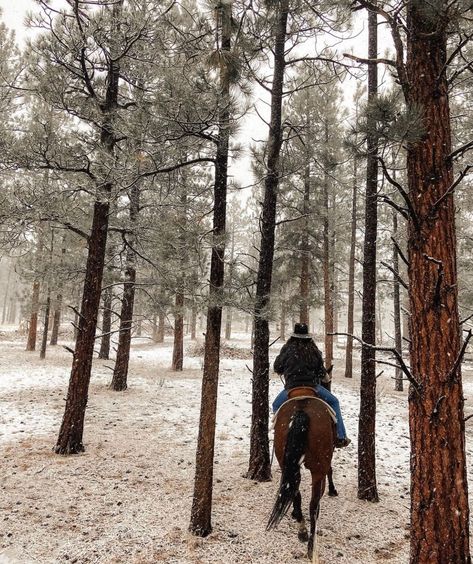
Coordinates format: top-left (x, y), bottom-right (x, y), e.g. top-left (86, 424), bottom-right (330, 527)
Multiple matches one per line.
top-left (272, 396), bottom-right (337, 427)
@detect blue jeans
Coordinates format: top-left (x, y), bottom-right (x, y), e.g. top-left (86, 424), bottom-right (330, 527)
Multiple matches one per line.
top-left (272, 385), bottom-right (347, 440)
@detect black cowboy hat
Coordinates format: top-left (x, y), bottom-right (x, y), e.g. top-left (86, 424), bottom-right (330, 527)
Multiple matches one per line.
top-left (290, 323), bottom-right (313, 339)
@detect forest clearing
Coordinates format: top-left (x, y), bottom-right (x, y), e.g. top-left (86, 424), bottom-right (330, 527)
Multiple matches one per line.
top-left (3, 329), bottom-right (462, 564)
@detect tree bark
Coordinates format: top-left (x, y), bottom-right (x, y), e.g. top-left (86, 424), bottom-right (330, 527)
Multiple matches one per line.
top-left (358, 6), bottom-right (379, 502)
top-left (50, 294), bottom-right (62, 345)
top-left (39, 291), bottom-right (51, 360)
top-left (111, 180), bottom-right (139, 391)
top-left (247, 0), bottom-right (289, 482)
top-left (188, 304), bottom-right (195, 340)
top-left (345, 155), bottom-right (358, 378)
top-left (280, 294), bottom-right (286, 341)
top-left (299, 163), bottom-right (310, 325)
top-left (157, 310), bottom-right (165, 342)
top-left (55, 1), bottom-right (122, 454)
top-left (98, 285), bottom-right (113, 359)
top-left (26, 281), bottom-right (40, 351)
top-left (323, 142), bottom-right (334, 369)
top-left (189, 1), bottom-right (232, 537)
top-left (2, 265), bottom-right (11, 325)
top-left (392, 210), bottom-right (403, 391)
top-left (404, 3), bottom-right (470, 560)
top-left (171, 291), bottom-right (184, 371)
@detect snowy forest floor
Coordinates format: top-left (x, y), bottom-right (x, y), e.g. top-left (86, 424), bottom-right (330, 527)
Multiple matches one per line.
top-left (1, 331), bottom-right (472, 564)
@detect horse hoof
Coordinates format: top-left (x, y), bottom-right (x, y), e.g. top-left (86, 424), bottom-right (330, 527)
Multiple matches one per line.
top-left (328, 489), bottom-right (338, 497)
top-left (298, 531), bottom-right (309, 542)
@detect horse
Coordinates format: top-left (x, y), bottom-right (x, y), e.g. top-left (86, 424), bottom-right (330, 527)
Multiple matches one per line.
top-left (266, 389), bottom-right (336, 562)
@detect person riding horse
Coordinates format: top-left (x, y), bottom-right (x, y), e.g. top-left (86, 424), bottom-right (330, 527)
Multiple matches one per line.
top-left (272, 323), bottom-right (351, 448)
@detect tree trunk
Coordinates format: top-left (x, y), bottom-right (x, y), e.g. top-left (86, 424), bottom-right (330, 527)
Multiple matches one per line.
top-left (171, 292), bottom-right (184, 371)
top-left (404, 3), bottom-right (470, 560)
top-left (280, 296), bottom-right (286, 341)
top-left (55, 197), bottom-right (111, 453)
top-left (2, 266), bottom-right (11, 325)
top-left (345, 155), bottom-right (358, 378)
top-left (110, 250), bottom-right (136, 390)
top-left (55, 2), bottom-right (122, 454)
top-left (189, 2), bottom-right (232, 536)
top-left (157, 310), bottom-right (165, 343)
top-left (191, 305), bottom-right (197, 340)
top-left (392, 211), bottom-right (403, 391)
top-left (323, 145), bottom-right (334, 369)
top-left (299, 163), bottom-right (310, 325)
top-left (247, 0), bottom-right (289, 482)
top-left (111, 180), bottom-right (139, 391)
top-left (40, 291), bottom-right (51, 360)
top-left (8, 298), bottom-right (16, 325)
top-left (225, 309), bottom-right (232, 340)
top-left (26, 281), bottom-right (40, 351)
top-left (98, 234), bottom-right (115, 360)
top-left (50, 294), bottom-right (62, 345)
top-left (358, 6), bottom-right (379, 503)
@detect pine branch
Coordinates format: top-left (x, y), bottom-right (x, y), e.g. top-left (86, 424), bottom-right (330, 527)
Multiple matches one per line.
top-left (380, 261), bottom-right (408, 289)
top-left (329, 331), bottom-right (421, 392)
top-left (391, 237), bottom-right (409, 267)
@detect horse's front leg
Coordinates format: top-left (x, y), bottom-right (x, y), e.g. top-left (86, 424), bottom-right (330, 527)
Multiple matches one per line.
top-left (291, 490), bottom-right (308, 542)
top-left (307, 478), bottom-right (323, 562)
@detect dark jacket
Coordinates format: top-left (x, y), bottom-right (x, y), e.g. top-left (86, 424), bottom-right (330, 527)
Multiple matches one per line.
top-left (274, 337), bottom-right (330, 390)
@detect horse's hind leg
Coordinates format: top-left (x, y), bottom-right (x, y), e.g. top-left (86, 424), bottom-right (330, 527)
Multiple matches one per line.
top-left (291, 490), bottom-right (308, 542)
top-left (307, 479), bottom-right (323, 562)
top-left (327, 466), bottom-right (338, 497)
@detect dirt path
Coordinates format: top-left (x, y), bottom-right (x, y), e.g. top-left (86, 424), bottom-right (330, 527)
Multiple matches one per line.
top-left (0, 337), bottom-right (470, 563)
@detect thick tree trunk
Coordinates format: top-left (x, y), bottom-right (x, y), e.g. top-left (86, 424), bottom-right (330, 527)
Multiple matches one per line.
top-left (345, 157), bottom-right (358, 378)
top-left (50, 294), bottom-right (62, 345)
top-left (392, 211), bottom-right (403, 391)
top-left (55, 1), bottom-right (122, 454)
top-left (55, 197), bottom-right (111, 453)
top-left (299, 163), bottom-right (310, 325)
top-left (26, 281), bottom-right (40, 351)
top-left (190, 3), bottom-right (231, 536)
top-left (358, 7), bottom-right (379, 502)
top-left (247, 0), bottom-right (289, 482)
top-left (404, 4), bottom-right (470, 560)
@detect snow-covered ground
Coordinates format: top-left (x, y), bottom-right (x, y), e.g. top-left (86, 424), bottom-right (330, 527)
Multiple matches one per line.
top-left (0, 332), bottom-right (471, 563)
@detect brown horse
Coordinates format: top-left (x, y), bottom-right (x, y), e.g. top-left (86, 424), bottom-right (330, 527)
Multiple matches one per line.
top-left (267, 391), bottom-right (335, 562)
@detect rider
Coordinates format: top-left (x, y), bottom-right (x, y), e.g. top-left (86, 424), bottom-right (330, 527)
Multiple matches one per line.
top-left (272, 322), bottom-right (351, 448)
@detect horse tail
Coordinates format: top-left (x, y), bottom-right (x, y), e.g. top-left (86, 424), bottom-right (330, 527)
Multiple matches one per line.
top-left (267, 409), bottom-right (310, 530)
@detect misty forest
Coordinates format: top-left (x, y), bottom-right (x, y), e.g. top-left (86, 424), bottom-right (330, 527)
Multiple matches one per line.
top-left (0, 0), bottom-right (472, 562)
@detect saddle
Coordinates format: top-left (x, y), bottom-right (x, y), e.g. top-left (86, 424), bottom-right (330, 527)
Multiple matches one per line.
top-left (287, 386), bottom-right (317, 400)
top-left (274, 387), bottom-right (337, 425)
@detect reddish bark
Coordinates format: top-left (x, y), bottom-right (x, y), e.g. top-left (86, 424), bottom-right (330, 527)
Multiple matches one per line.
top-left (26, 281), bottom-right (40, 351)
top-left (405, 3), bottom-right (470, 560)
